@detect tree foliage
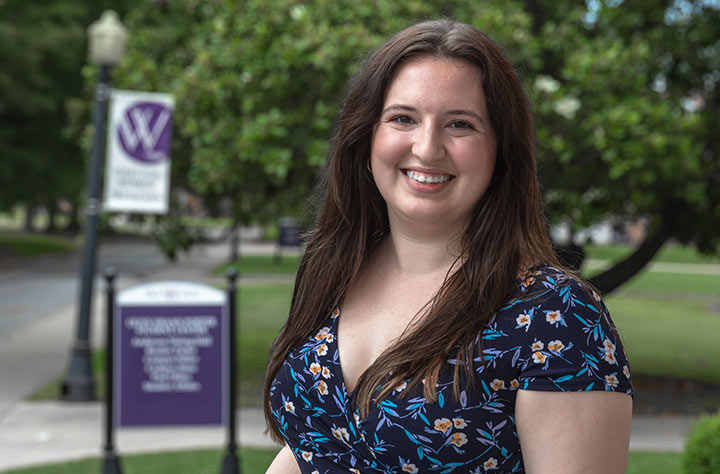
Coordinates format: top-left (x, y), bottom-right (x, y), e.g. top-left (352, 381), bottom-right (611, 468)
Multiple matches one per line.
top-left (101, 0), bottom-right (717, 292)
top-left (0, 0), bottom-right (142, 230)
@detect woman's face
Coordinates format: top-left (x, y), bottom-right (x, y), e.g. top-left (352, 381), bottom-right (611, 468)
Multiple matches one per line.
top-left (370, 56), bottom-right (497, 236)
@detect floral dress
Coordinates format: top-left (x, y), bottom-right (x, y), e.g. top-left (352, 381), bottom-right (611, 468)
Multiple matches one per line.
top-left (269, 266), bottom-right (633, 473)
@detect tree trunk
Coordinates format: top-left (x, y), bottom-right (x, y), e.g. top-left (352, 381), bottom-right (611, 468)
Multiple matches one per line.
top-left (23, 205), bottom-right (35, 233)
top-left (588, 218), bottom-right (671, 295)
top-left (45, 202), bottom-right (57, 233)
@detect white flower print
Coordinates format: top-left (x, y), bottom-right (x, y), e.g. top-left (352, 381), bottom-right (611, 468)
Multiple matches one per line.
top-left (401, 462), bottom-right (419, 473)
top-left (484, 457), bottom-right (498, 470)
top-left (331, 426), bottom-right (350, 442)
top-left (490, 379), bottom-right (505, 391)
top-left (316, 343), bottom-right (328, 356)
top-left (547, 340), bottom-right (565, 353)
top-left (605, 373), bottom-right (619, 389)
top-left (545, 310), bottom-right (562, 325)
top-left (623, 365), bottom-right (631, 379)
top-left (321, 366), bottom-right (332, 379)
top-left (450, 432), bottom-right (468, 447)
top-left (531, 340), bottom-right (544, 351)
top-left (284, 400), bottom-right (295, 414)
top-left (453, 417), bottom-right (467, 429)
top-left (516, 313), bottom-right (531, 329)
top-left (301, 451), bottom-right (313, 462)
top-left (434, 418), bottom-right (452, 434)
top-left (532, 351), bottom-right (547, 364)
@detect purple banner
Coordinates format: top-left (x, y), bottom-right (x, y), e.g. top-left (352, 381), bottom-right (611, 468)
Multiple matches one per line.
top-left (116, 304), bottom-right (226, 427)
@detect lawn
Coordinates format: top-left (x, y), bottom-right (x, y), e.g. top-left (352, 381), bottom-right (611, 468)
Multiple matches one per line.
top-left (0, 449), bottom-right (682, 474)
top-left (0, 232), bottom-right (76, 257)
top-left (585, 242), bottom-right (720, 264)
top-left (216, 254), bottom-right (301, 275)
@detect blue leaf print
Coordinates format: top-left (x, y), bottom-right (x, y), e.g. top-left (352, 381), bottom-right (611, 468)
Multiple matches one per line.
top-left (438, 392), bottom-right (445, 408)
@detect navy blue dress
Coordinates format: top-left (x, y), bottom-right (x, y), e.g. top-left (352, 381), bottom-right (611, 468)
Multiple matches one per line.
top-left (269, 266), bottom-right (633, 473)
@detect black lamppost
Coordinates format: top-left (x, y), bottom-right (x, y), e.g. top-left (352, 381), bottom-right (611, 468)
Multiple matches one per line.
top-left (61, 10), bottom-right (128, 401)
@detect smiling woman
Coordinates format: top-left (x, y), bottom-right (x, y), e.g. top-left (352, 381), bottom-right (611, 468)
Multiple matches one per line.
top-left (263, 19), bottom-right (632, 474)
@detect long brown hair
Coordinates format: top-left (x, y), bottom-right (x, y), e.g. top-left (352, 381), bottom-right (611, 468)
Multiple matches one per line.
top-left (263, 19), bottom-right (560, 439)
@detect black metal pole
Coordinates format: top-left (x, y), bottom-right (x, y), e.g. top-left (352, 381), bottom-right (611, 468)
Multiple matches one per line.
top-left (102, 267), bottom-right (122, 474)
top-left (61, 65), bottom-right (111, 401)
top-left (221, 269), bottom-right (240, 474)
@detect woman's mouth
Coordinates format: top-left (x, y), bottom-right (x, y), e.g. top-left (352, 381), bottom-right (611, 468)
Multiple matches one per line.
top-left (403, 169), bottom-right (453, 184)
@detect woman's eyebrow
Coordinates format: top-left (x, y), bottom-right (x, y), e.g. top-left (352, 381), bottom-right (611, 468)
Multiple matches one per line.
top-left (445, 109), bottom-right (485, 124)
top-left (381, 104), bottom-right (416, 115)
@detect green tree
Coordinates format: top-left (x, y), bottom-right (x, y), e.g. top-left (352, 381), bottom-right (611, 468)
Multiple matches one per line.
top-left (103, 0), bottom-right (717, 292)
top-left (0, 0), bottom-right (142, 232)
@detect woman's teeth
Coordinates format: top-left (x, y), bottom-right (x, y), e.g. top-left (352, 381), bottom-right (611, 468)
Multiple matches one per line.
top-left (404, 170), bottom-right (451, 184)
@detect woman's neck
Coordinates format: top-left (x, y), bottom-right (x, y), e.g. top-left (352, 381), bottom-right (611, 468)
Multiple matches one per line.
top-left (376, 224), bottom-right (464, 278)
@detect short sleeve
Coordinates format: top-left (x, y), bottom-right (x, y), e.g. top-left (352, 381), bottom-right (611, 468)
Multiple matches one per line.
top-left (514, 271), bottom-right (633, 395)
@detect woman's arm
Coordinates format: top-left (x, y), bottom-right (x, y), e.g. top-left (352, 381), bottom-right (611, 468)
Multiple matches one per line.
top-left (515, 389), bottom-right (632, 474)
top-left (265, 445), bottom-right (301, 474)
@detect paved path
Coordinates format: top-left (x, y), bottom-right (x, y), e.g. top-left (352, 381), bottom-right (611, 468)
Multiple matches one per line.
top-left (0, 239), bottom-right (703, 472)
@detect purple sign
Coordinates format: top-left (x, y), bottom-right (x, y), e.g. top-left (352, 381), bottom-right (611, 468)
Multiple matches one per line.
top-left (115, 282), bottom-right (227, 427)
top-left (116, 101), bottom-right (172, 164)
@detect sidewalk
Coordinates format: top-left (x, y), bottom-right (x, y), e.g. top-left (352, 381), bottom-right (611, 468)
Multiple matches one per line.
top-left (0, 239), bottom-right (700, 472)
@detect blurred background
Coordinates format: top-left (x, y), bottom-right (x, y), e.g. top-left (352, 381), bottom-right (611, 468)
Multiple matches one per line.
top-left (0, 0), bottom-right (718, 473)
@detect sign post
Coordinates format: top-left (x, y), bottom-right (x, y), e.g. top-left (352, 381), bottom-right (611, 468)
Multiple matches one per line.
top-left (115, 281), bottom-right (227, 427)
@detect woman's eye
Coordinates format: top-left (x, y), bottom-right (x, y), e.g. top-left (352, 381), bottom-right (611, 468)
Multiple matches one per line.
top-left (449, 120), bottom-right (472, 129)
top-left (390, 115), bottom-right (414, 124)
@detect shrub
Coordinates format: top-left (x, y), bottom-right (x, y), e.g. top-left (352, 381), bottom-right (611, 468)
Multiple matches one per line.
top-left (683, 411), bottom-right (720, 474)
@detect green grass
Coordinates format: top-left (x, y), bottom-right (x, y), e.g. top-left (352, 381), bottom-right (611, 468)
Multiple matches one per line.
top-left (216, 255), bottom-right (301, 275)
top-left (626, 451), bottom-right (683, 474)
top-left (0, 232), bottom-right (76, 257)
top-left (30, 283), bottom-right (293, 406)
top-left (585, 243), bottom-right (719, 264)
top-left (0, 448), bottom-right (280, 474)
top-left (615, 270), bottom-right (720, 296)
top-left (0, 449), bottom-right (680, 473)
top-left (608, 295), bottom-right (720, 383)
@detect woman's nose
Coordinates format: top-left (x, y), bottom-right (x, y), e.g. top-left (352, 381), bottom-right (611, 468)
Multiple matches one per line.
top-left (411, 123), bottom-right (446, 162)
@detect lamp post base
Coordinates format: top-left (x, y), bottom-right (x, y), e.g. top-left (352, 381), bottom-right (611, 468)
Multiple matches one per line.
top-left (102, 452), bottom-right (123, 474)
top-left (59, 343), bottom-right (96, 401)
top-left (220, 452), bottom-right (239, 474)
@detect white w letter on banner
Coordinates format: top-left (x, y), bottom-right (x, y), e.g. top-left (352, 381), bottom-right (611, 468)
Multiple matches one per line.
top-left (118, 107), bottom-right (170, 153)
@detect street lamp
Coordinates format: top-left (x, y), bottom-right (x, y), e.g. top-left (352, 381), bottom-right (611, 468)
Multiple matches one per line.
top-left (60, 10), bottom-right (128, 402)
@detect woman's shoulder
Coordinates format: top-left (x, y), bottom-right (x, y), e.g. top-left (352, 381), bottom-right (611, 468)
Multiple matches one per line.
top-left (488, 264), bottom-right (633, 394)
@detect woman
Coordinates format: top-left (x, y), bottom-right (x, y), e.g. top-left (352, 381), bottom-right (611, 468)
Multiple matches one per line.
top-left (264, 20), bottom-right (632, 473)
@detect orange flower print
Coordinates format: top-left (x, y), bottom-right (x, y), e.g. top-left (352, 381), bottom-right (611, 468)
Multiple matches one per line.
top-left (547, 340), bottom-right (565, 353)
top-left (623, 365), bottom-right (631, 379)
top-left (490, 379), bottom-right (505, 391)
top-left (354, 412), bottom-right (362, 427)
top-left (314, 327), bottom-right (330, 340)
top-left (350, 469), bottom-right (361, 474)
top-left (603, 349), bottom-right (617, 365)
top-left (510, 379), bottom-right (520, 389)
top-left (531, 340), bottom-right (544, 351)
top-left (311, 471), bottom-right (319, 474)
top-left (545, 310), bottom-right (562, 324)
top-left (331, 307), bottom-right (340, 319)
top-left (603, 338), bottom-right (616, 352)
top-left (317, 380), bottom-right (328, 395)
top-left (309, 362), bottom-right (322, 375)
top-left (321, 366), bottom-right (331, 379)
top-left (401, 463), bottom-right (419, 473)
top-left (284, 400), bottom-right (295, 414)
top-left (434, 418), bottom-right (452, 434)
top-left (453, 417), bottom-right (467, 429)
top-left (325, 332), bottom-right (335, 343)
top-left (301, 451), bottom-right (313, 462)
top-left (483, 457), bottom-right (498, 470)
top-left (516, 313), bottom-right (531, 329)
top-left (316, 343), bottom-right (328, 356)
top-left (532, 351), bottom-right (547, 364)
top-left (393, 381), bottom-right (407, 393)
top-left (450, 432), bottom-right (468, 447)
top-left (605, 373), bottom-right (619, 389)
top-left (331, 426), bottom-right (350, 442)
